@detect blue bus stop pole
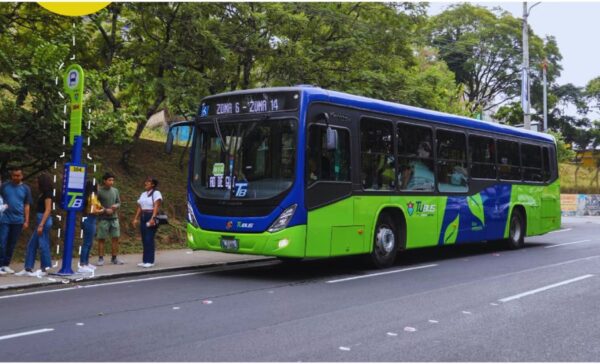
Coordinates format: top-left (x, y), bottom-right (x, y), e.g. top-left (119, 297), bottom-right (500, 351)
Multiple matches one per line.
top-left (57, 135), bottom-right (83, 275)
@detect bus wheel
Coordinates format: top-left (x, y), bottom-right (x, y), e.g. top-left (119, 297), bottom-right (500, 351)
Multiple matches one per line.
top-left (369, 214), bottom-right (398, 268)
top-left (506, 209), bottom-right (525, 249)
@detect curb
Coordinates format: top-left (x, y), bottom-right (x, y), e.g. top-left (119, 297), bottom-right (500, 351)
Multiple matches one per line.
top-left (0, 257), bottom-right (276, 293)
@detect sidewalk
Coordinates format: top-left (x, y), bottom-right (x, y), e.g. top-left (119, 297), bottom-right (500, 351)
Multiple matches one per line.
top-left (0, 249), bottom-right (273, 291)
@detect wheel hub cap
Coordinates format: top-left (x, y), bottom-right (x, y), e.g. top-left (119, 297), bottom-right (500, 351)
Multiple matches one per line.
top-left (376, 227), bottom-right (395, 254)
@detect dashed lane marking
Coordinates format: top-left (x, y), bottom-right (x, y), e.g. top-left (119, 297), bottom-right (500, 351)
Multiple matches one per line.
top-left (499, 274), bottom-right (594, 303)
top-left (0, 328), bottom-right (54, 341)
top-left (326, 264), bottom-right (438, 284)
top-left (545, 240), bottom-right (591, 249)
top-left (547, 228), bottom-right (572, 234)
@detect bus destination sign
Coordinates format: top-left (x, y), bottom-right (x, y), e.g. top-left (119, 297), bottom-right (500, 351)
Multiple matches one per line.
top-left (200, 92), bottom-right (299, 117)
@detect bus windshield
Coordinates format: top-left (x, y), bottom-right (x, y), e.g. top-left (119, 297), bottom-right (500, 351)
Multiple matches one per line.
top-left (191, 118), bottom-right (297, 200)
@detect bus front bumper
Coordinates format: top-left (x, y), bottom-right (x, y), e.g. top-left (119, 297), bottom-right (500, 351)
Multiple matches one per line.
top-left (186, 224), bottom-right (306, 258)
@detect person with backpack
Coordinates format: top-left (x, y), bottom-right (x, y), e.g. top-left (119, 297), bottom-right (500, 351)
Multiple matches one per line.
top-left (132, 177), bottom-right (162, 268)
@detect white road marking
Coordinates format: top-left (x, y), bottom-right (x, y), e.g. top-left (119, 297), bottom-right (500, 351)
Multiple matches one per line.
top-left (545, 240), bottom-right (591, 249)
top-left (428, 320), bottom-right (439, 324)
top-left (0, 272), bottom-right (205, 300)
top-left (326, 264), bottom-right (438, 284)
top-left (339, 346), bottom-right (351, 351)
top-left (462, 311), bottom-right (472, 315)
top-left (387, 332), bottom-right (398, 336)
top-left (0, 328), bottom-right (54, 341)
top-left (404, 327), bottom-right (417, 332)
top-left (548, 228), bottom-right (572, 234)
top-left (499, 274), bottom-right (594, 303)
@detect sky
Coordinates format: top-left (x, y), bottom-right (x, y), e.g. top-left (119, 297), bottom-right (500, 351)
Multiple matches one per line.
top-left (428, 1), bottom-right (600, 88)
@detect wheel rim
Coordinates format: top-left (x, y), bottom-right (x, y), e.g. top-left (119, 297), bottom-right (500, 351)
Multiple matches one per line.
top-left (376, 226), bottom-right (395, 256)
top-left (510, 216), bottom-right (522, 243)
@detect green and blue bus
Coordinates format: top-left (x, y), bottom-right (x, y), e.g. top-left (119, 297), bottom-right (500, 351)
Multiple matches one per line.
top-left (167, 86), bottom-right (560, 268)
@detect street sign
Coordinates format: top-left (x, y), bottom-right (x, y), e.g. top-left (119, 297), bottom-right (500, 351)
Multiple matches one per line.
top-left (63, 64), bottom-right (84, 145)
top-left (60, 163), bottom-right (86, 211)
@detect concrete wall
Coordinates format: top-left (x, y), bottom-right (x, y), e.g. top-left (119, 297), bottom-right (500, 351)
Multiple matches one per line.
top-left (561, 194), bottom-right (600, 216)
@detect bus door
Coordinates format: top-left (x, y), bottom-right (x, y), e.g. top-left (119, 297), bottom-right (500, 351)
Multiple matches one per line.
top-left (305, 115), bottom-right (355, 257)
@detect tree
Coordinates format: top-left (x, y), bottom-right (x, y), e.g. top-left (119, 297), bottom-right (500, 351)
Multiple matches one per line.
top-left (0, 3), bottom-right (70, 178)
top-left (427, 4), bottom-right (561, 113)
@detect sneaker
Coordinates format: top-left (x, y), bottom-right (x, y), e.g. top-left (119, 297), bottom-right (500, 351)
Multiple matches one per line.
top-left (77, 266), bottom-right (93, 274)
top-left (0, 269), bottom-right (7, 276)
top-left (137, 263), bottom-right (145, 267)
top-left (97, 258), bottom-right (104, 266)
top-left (27, 270), bottom-right (46, 277)
top-left (14, 270), bottom-right (28, 277)
top-left (111, 258), bottom-right (125, 265)
top-left (2, 266), bottom-right (15, 274)
top-left (87, 264), bottom-right (97, 270)
top-left (142, 263), bottom-right (154, 268)
top-left (26, 270), bottom-right (37, 277)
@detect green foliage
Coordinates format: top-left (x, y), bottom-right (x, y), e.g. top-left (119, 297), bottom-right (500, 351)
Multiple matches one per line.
top-left (0, 3), bottom-right (71, 178)
top-left (426, 4), bottom-right (562, 114)
top-left (547, 130), bottom-right (575, 163)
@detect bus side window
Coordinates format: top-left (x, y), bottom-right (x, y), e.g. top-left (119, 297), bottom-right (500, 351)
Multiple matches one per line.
top-left (522, 143), bottom-right (543, 182)
top-left (397, 123), bottom-right (435, 191)
top-left (436, 130), bottom-right (468, 193)
top-left (542, 146), bottom-right (551, 182)
top-left (469, 135), bottom-right (496, 179)
top-left (497, 140), bottom-right (521, 181)
top-left (307, 125), bottom-right (350, 185)
top-left (360, 119), bottom-right (394, 191)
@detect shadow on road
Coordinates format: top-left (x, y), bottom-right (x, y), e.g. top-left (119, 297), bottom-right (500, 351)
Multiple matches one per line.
top-left (205, 240), bottom-right (546, 283)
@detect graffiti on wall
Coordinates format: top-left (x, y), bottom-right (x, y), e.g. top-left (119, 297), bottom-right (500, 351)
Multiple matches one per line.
top-left (561, 194), bottom-right (600, 216)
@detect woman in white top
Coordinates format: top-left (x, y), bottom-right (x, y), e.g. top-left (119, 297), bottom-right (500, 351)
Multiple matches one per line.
top-left (132, 177), bottom-right (162, 268)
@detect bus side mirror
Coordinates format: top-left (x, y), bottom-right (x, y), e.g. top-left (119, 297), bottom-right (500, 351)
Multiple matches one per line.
top-left (326, 127), bottom-right (338, 150)
top-left (165, 129), bottom-right (175, 154)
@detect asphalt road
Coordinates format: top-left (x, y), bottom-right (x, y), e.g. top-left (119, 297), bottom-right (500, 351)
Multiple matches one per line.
top-left (1, 218), bottom-right (600, 361)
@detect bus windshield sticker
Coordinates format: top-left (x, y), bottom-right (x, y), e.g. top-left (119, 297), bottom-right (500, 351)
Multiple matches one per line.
top-left (201, 104), bottom-right (209, 117)
top-left (212, 163), bottom-right (225, 177)
top-left (234, 182), bottom-right (248, 197)
top-left (208, 175), bottom-right (236, 190)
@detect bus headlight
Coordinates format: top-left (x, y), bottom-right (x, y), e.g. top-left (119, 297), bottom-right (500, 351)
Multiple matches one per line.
top-left (268, 204), bottom-right (297, 233)
top-left (187, 202), bottom-right (199, 227)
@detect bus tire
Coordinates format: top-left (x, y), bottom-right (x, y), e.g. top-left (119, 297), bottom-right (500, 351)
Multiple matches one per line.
top-left (368, 214), bottom-right (399, 268)
top-left (505, 209), bottom-right (525, 249)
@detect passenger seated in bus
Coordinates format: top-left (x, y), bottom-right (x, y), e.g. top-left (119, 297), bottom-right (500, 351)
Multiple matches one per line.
top-left (399, 142), bottom-right (435, 191)
top-left (450, 166), bottom-right (468, 186)
top-left (405, 160), bottom-right (435, 190)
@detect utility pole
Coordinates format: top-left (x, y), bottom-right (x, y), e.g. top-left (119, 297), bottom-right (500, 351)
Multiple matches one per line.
top-left (522, 2), bottom-right (540, 130)
top-left (542, 58), bottom-right (548, 132)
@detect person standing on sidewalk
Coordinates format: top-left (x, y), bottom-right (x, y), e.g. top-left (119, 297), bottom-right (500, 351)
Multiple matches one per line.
top-left (0, 176), bottom-right (8, 276)
top-left (0, 167), bottom-right (32, 275)
top-left (132, 177), bottom-right (162, 268)
top-left (96, 172), bottom-right (124, 266)
top-left (78, 180), bottom-right (103, 273)
top-left (15, 173), bottom-right (53, 277)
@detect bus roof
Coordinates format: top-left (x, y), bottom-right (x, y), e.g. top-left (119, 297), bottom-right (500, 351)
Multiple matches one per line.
top-left (203, 86), bottom-right (555, 144)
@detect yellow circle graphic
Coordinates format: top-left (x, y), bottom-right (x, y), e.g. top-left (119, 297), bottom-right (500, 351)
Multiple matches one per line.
top-left (38, 2), bottom-right (111, 17)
